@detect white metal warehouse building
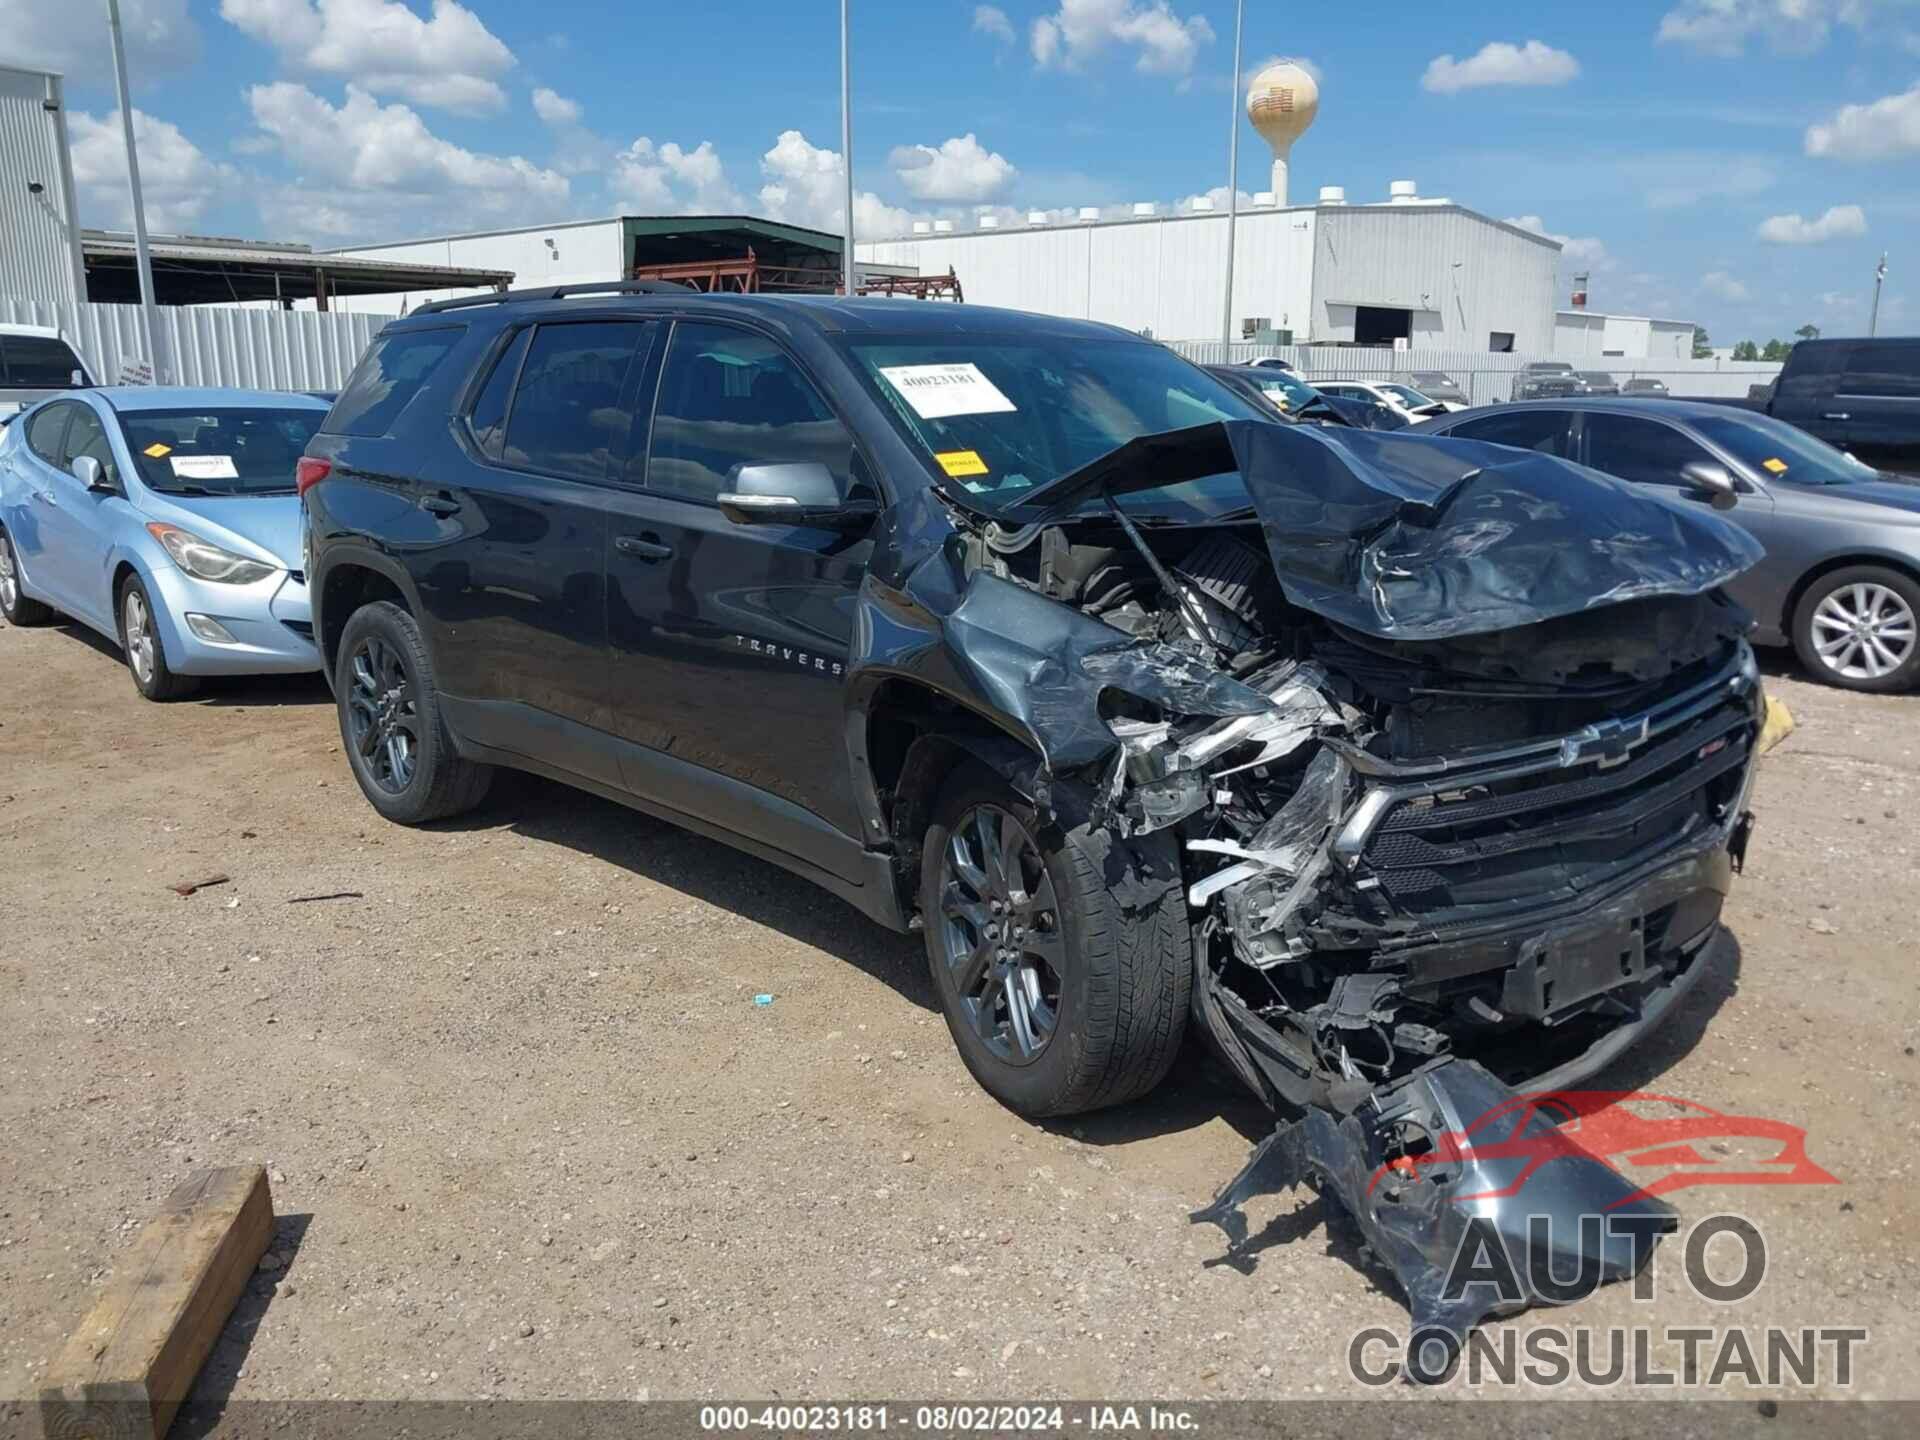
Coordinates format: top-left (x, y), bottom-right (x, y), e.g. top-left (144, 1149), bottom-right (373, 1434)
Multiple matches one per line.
top-left (856, 185), bottom-right (1563, 353)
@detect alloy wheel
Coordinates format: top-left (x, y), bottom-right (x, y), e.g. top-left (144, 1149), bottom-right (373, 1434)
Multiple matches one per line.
top-left (936, 804), bottom-right (1066, 1065)
top-left (1811, 582), bottom-right (1917, 681)
top-left (0, 542), bottom-right (16, 612)
top-left (123, 590), bottom-right (156, 685)
top-left (345, 635), bottom-right (420, 794)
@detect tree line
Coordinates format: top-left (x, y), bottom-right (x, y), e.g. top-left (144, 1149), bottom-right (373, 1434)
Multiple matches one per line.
top-left (1692, 324), bottom-right (1822, 362)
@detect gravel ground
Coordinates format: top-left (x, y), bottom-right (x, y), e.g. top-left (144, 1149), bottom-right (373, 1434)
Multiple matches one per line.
top-left (1, 612), bottom-right (1916, 1421)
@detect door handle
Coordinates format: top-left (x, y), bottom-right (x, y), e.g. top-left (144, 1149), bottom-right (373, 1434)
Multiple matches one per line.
top-left (31, 489), bottom-right (54, 506)
top-left (615, 534), bottom-right (673, 561)
top-left (419, 493), bottom-right (460, 516)
top-left (1822, 412), bottom-right (1850, 422)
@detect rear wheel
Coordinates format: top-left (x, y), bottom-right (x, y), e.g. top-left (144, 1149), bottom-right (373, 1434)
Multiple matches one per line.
top-left (1792, 566), bottom-right (1920, 693)
top-left (335, 601), bottom-right (493, 823)
top-left (921, 765), bottom-right (1189, 1117)
top-left (0, 530), bottom-right (53, 626)
top-left (118, 575), bottom-right (199, 701)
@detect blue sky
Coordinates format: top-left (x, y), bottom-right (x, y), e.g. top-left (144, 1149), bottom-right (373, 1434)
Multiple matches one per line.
top-left (9, 0), bottom-right (1915, 341)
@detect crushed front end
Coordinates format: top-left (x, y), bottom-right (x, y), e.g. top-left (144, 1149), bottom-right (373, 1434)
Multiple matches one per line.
top-left (920, 418), bottom-right (1767, 1353)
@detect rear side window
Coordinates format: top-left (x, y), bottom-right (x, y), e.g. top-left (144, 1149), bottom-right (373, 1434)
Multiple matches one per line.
top-left (502, 321), bottom-right (645, 481)
top-left (1448, 410), bottom-right (1570, 456)
top-left (647, 322), bottom-right (851, 503)
top-left (325, 327), bottom-right (462, 437)
top-left (25, 402), bottom-right (72, 463)
top-left (1840, 342), bottom-right (1920, 400)
top-left (467, 327), bottom-right (531, 460)
top-left (1, 334), bottom-right (86, 387)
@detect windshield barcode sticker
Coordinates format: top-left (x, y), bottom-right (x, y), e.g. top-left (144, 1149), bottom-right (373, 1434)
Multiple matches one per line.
top-left (170, 455), bottom-right (240, 480)
top-left (878, 363), bottom-right (1017, 420)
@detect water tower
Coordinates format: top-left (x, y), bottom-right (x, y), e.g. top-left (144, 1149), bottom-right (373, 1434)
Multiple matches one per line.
top-left (1246, 61), bottom-right (1319, 207)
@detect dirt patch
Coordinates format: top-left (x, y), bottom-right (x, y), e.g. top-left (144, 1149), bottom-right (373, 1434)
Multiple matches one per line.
top-left (1, 616), bottom-right (1915, 1411)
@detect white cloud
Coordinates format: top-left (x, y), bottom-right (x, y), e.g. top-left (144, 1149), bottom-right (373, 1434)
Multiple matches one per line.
top-left (887, 134), bottom-right (1017, 202)
top-left (243, 82), bottom-right (567, 240)
top-left (1421, 39), bottom-right (1580, 94)
top-left (1805, 83), bottom-right (1920, 159)
top-left (1504, 215), bottom-right (1611, 267)
top-left (531, 87), bottom-right (582, 127)
top-left (68, 108), bottom-right (236, 234)
top-left (1756, 204), bottom-right (1868, 243)
top-left (612, 137), bottom-right (744, 214)
top-left (756, 130), bottom-right (922, 237)
top-left (973, 5), bottom-right (1015, 45)
top-left (6, 0), bottom-right (200, 81)
top-left (1030, 0), bottom-right (1215, 78)
top-left (220, 0), bottom-right (515, 114)
top-left (1701, 270), bottom-right (1751, 301)
top-left (1657, 0), bottom-right (1879, 56)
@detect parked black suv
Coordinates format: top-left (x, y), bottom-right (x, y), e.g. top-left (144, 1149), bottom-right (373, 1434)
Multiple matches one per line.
top-left (1701, 336), bottom-right (1920, 476)
top-left (303, 287), bottom-right (1764, 1329)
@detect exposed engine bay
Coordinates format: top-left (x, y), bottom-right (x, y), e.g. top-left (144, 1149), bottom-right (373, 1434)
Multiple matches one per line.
top-left (920, 419), bottom-right (1768, 1360)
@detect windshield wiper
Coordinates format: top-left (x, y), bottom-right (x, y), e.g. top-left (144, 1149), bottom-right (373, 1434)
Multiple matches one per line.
top-left (1103, 492), bottom-right (1228, 664)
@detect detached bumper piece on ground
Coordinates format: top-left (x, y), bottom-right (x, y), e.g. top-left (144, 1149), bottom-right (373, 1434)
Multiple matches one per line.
top-left (1192, 1059), bottom-right (1677, 1378)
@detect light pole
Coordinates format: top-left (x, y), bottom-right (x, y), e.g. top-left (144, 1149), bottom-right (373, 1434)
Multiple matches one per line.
top-left (105, 0), bottom-right (164, 382)
top-left (841, 0), bottom-right (855, 297)
top-left (1221, 0), bottom-right (1244, 354)
top-left (1870, 253), bottom-right (1887, 337)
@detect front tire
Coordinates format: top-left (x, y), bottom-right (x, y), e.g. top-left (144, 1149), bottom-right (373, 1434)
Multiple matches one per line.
top-left (920, 765), bottom-right (1190, 1118)
top-left (1792, 566), bottom-right (1920, 693)
top-left (118, 575), bottom-right (199, 701)
top-left (335, 601), bottom-right (493, 824)
top-left (0, 530), bottom-right (54, 626)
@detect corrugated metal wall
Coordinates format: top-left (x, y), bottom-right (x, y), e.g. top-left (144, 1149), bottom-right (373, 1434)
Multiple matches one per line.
top-left (0, 66), bottom-right (82, 307)
top-left (1, 298), bottom-right (382, 391)
top-left (1166, 340), bottom-right (1783, 403)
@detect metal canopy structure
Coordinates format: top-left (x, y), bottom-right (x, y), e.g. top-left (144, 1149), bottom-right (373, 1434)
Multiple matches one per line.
top-left (81, 230), bottom-right (513, 308)
top-left (623, 215), bottom-right (844, 277)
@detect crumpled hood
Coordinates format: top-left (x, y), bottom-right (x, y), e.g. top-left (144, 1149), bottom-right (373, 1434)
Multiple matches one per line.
top-left (987, 419), bottom-right (1765, 643)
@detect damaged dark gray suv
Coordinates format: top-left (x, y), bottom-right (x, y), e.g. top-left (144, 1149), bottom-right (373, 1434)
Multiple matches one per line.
top-left (304, 289), bottom-right (1765, 1340)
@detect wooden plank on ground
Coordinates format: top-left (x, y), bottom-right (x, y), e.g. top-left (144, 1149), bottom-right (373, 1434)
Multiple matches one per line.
top-left (39, 1166), bottom-right (275, 1440)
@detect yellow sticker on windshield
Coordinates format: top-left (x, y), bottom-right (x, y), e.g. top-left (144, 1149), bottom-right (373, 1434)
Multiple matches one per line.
top-left (936, 449), bottom-right (989, 478)
top-left (1762, 457), bottom-right (1788, 474)
top-left (143, 443), bottom-right (172, 458)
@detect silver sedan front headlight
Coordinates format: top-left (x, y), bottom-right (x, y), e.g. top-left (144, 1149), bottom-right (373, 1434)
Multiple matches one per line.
top-left (145, 522), bottom-right (279, 586)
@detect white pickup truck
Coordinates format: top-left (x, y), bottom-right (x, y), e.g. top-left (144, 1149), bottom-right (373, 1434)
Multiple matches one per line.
top-left (0, 324), bottom-right (96, 424)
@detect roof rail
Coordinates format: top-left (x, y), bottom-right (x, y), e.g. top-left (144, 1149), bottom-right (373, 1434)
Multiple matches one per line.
top-left (412, 278), bottom-right (697, 315)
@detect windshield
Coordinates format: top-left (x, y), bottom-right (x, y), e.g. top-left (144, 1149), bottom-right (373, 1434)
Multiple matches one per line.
top-left (1694, 412), bottom-right (1875, 486)
top-left (1, 334), bottom-right (87, 388)
top-left (842, 336), bottom-right (1267, 517)
top-left (120, 407), bottom-right (325, 495)
top-left (1377, 383), bottom-right (1433, 407)
top-left (1581, 373), bottom-right (1616, 384)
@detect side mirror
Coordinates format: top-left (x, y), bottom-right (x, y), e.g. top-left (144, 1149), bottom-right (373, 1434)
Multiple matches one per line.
top-left (71, 455), bottom-right (113, 492)
top-left (1681, 460), bottom-right (1739, 510)
top-left (718, 462), bottom-right (876, 530)
top-left (70, 369), bottom-right (89, 389)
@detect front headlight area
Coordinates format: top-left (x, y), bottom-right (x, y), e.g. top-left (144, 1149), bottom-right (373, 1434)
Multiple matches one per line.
top-left (146, 522), bottom-right (280, 586)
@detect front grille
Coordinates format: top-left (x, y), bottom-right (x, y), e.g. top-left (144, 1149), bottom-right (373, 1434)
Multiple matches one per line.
top-left (1354, 695), bottom-right (1755, 919)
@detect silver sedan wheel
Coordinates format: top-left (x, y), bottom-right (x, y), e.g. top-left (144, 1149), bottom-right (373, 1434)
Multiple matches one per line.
top-left (1812, 582), bottom-right (1917, 681)
top-left (123, 589), bottom-right (156, 685)
top-left (0, 541), bottom-right (17, 612)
